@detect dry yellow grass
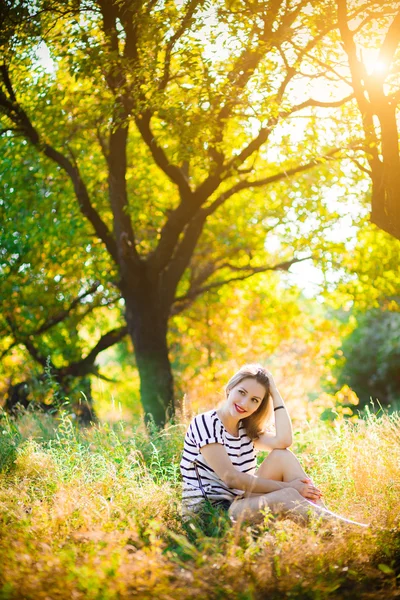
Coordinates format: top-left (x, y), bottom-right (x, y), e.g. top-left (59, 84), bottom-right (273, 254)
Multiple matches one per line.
top-left (0, 409), bottom-right (399, 599)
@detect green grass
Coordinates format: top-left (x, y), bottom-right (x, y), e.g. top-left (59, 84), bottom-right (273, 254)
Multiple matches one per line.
top-left (0, 407), bottom-right (399, 599)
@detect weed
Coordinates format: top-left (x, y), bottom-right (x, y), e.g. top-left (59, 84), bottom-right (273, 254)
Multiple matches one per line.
top-left (0, 409), bottom-right (399, 599)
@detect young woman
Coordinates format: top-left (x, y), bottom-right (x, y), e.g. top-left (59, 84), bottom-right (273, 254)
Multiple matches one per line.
top-left (180, 363), bottom-right (368, 527)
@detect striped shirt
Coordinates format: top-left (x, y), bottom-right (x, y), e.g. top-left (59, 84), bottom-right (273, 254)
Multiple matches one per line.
top-left (180, 409), bottom-right (257, 512)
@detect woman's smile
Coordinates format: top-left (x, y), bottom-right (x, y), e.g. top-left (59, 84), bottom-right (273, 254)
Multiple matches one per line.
top-left (223, 378), bottom-right (268, 423)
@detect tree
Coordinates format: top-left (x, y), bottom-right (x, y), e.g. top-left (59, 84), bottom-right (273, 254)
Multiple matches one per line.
top-left (1, 0), bottom-right (398, 425)
top-left (0, 134), bottom-right (126, 416)
top-left (337, 0), bottom-right (400, 239)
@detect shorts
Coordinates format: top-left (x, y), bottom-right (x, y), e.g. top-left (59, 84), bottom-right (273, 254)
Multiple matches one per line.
top-left (210, 499), bottom-right (232, 511)
top-left (182, 498), bottom-right (232, 520)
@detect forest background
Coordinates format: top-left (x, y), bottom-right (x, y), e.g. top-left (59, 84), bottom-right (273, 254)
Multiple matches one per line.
top-left (1, 0), bottom-right (400, 427)
top-left (1, 0), bottom-right (400, 597)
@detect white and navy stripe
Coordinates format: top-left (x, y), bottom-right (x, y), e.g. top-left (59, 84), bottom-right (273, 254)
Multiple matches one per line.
top-left (180, 410), bottom-right (257, 512)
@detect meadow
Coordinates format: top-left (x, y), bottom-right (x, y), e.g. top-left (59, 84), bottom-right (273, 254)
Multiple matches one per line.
top-left (1, 1), bottom-right (400, 597)
top-left (0, 406), bottom-right (399, 600)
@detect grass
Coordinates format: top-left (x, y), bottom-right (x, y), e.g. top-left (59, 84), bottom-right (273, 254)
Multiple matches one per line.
top-left (0, 407), bottom-right (399, 599)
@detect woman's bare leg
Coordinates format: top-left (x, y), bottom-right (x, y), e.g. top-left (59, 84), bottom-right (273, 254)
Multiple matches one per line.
top-left (255, 449), bottom-right (326, 508)
top-left (229, 488), bottom-right (317, 524)
top-left (229, 488), bottom-right (369, 528)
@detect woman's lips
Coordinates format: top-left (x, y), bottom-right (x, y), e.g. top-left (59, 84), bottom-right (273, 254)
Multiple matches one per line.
top-left (234, 404), bottom-right (246, 414)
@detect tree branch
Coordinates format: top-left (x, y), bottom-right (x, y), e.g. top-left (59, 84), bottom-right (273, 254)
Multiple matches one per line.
top-left (337, 0), bottom-right (370, 115)
top-left (36, 281), bottom-right (102, 335)
top-left (349, 156), bottom-right (372, 175)
top-left (221, 83), bottom-right (353, 179)
top-left (206, 2), bottom-right (296, 167)
top-left (214, 0), bottom-right (302, 126)
top-left (160, 211), bottom-right (208, 308)
top-left (0, 64), bottom-right (16, 102)
top-left (92, 370), bottom-right (119, 384)
top-left (98, 0), bottom-right (125, 94)
top-left (289, 93), bottom-right (355, 113)
top-left (223, 127), bottom-right (272, 176)
top-left (161, 145), bottom-right (347, 285)
top-left (159, 0), bottom-right (202, 90)
top-left (171, 256), bottom-right (311, 315)
top-left (6, 311), bottom-right (127, 380)
top-left (43, 144), bottom-right (119, 264)
top-left (0, 341), bottom-right (18, 360)
top-left (147, 3), bottom-right (353, 275)
top-left (60, 326), bottom-right (128, 377)
top-left (5, 315), bottom-right (52, 369)
top-left (376, 7), bottom-right (400, 69)
top-left (135, 110), bottom-right (192, 197)
top-left (107, 122), bottom-right (140, 266)
top-left (204, 146), bottom-right (345, 217)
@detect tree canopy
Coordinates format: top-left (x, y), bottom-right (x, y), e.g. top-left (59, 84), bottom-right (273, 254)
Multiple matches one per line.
top-left (1, 0), bottom-right (400, 425)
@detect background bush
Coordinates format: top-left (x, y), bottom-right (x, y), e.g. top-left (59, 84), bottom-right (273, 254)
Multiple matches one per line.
top-left (332, 308), bottom-right (400, 409)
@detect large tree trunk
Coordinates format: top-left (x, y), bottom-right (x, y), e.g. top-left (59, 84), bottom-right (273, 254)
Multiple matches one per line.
top-left (123, 280), bottom-right (174, 428)
top-left (107, 120), bottom-right (176, 427)
top-left (370, 102), bottom-right (400, 239)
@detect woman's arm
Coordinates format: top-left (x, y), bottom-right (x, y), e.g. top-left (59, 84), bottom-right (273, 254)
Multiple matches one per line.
top-left (200, 444), bottom-right (320, 499)
top-left (254, 372), bottom-right (293, 451)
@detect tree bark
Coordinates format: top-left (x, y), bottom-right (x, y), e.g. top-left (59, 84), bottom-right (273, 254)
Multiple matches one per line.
top-left (370, 100), bottom-right (400, 239)
top-left (106, 120), bottom-right (175, 426)
top-left (337, 0), bottom-right (400, 240)
top-left (122, 277), bottom-right (174, 427)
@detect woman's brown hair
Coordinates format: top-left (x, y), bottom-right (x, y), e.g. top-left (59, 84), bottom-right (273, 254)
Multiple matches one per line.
top-left (225, 364), bottom-right (273, 440)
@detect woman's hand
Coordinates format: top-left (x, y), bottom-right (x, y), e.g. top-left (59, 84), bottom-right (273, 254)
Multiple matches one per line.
top-left (263, 368), bottom-right (277, 391)
top-left (288, 477), bottom-right (322, 501)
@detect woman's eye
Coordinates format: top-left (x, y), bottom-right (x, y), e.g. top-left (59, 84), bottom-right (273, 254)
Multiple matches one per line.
top-left (252, 398), bottom-right (259, 403)
top-left (239, 390), bottom-right (245, 395)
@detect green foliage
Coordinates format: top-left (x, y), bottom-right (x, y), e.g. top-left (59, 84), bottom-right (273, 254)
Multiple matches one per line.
top-left (332, 308), bottom-right (400, 408)
top-left (1, 0), bottom-right (399, 424)
top-left (0, 133), bottom-right (123, 398)
top-left (332, 224), bottom-right (400, 311)
top-left (0, 413), bottom-right (22, 473)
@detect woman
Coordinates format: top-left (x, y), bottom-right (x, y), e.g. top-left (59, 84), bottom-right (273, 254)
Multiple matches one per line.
top-left (180, 363), bottom-right (368, 526)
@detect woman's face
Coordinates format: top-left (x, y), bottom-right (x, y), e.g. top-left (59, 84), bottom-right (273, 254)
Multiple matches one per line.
top-left (226, 377), bottom-right (267, 419)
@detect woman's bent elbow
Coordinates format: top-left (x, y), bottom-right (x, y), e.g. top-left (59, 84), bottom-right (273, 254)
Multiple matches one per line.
top-left (276, 438), bottom-right (292, 449)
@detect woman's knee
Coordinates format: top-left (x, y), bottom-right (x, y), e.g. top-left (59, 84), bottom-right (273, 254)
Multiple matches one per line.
top-left (268, 448), bottom-right (293, 462)
top-left (269, 448), bottom-right (290, 457)
top-left (229, 495), bottom-right (273, 521)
